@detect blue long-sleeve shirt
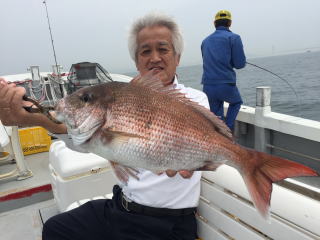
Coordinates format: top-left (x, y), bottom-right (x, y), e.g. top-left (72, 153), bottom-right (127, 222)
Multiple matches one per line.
top-left (201, 26), bottom-right (246, 85)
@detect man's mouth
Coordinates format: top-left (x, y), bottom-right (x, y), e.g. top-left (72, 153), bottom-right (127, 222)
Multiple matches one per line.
top-left (149, 67), bottom-right (164, 72)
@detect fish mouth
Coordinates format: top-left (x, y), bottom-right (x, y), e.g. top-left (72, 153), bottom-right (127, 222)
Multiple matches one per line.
top-left (54, 99), bottom-right (67, 123)
top-left (67, 119), bottom-right (103, 146)
top-left (54, 111), bottom-right (66, 123)
top-left (54, 111), bottom-right (77, 129)
top-left (68, 119), bottom-right (102, 135)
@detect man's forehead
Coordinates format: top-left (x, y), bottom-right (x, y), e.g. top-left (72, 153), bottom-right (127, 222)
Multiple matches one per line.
top-left (137, 26), bottom-right (173, 47)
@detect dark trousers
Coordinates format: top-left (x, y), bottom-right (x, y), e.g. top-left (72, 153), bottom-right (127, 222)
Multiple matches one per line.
top-left (42, 185), bottom-right (198, 240)
top-left (203, 83), bottom-right (243, 131)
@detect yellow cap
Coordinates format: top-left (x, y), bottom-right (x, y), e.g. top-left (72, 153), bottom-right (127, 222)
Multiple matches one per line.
top-left (215, 10), bottom-right (232, 21)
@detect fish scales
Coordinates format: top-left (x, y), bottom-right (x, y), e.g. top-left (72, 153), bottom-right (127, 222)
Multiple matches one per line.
top-left (105, 83), bottom-right (232, 170)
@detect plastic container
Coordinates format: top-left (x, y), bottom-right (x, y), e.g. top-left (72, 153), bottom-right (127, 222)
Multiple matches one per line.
top-left (18, 127), bottom-right (52, 155)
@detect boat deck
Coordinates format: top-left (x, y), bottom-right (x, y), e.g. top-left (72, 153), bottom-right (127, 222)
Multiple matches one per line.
top-left (0, 199), bottom-right (56, 240)
top-left (0, 150), bottom-right (59, 240)
top-left (0, 151), bottom-right (53, 213)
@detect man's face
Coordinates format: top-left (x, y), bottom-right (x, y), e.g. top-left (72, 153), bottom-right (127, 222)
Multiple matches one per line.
top-left (136, 25), bottom-right (180, 86)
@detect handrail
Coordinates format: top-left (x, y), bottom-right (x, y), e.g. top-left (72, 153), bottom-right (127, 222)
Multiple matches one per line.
top-left (266, 144), bottom-right (320, 162)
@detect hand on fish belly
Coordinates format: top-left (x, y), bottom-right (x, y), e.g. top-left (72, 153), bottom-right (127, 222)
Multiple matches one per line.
top-left (54, 74), bottom-right (319, 218)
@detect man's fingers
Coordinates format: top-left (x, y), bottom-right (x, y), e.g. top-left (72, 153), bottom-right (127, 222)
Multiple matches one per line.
top-left (165, 170), bottom-right (194, 178)
top-left (179, 170), bottom-right (194, 178)
top-left (0, 78), bottom-right (8, 85)
top-left (12, 87), bottom-right (26, 107)
top-left (165, 170), bottom-right (177, 177)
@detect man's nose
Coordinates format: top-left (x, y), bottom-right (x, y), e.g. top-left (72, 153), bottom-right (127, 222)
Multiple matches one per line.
top-left (150, 51), bottom-right (161, 63)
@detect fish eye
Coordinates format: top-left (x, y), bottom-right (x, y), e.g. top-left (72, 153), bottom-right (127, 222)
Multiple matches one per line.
top-left (80, 93), bottom-right (93, 103)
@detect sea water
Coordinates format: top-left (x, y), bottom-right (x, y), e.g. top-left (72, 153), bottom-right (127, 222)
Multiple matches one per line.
top-left (176, 51), bottom-right (320, 121)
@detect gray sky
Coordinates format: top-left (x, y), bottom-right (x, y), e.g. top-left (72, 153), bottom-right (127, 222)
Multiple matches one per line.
top-left (1, 0), bottom-right (320, 75)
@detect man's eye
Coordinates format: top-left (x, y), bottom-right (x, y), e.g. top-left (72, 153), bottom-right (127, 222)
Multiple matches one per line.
top-left (141, 50), bottom-right (151, 55)
top-left (159, 48), bottom-right (169, 53)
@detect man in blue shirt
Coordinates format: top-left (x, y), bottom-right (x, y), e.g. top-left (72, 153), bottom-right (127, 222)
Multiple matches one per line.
top-left (201, 10), bottom-right (246, 131)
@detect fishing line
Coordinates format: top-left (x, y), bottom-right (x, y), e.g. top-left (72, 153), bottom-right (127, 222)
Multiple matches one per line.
top-left (246, 61), bottom-right (302, 117)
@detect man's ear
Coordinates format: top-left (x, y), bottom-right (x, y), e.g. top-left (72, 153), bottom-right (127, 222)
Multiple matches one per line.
top-left (175, 54), bottom-right (181, 66)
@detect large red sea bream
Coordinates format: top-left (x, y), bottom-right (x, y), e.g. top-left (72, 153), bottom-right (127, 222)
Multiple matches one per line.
top-left (55, 74), bottom-right (318, 217)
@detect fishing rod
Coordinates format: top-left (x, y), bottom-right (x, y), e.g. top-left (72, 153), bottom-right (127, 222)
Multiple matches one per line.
top-left (43, 0), bottom-right (65, 97)
top-left (246, 61), bottom-right (302, 117)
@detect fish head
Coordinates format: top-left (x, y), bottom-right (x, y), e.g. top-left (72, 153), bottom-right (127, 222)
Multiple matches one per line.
top-left (55, 83), bottom-right (114, 145)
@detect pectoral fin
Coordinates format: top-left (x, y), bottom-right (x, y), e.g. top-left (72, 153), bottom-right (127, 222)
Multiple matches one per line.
top-left (110, 161), bottom-right (140, 184)
top-left (101, 128), bottom-right (146, 145)
top-left (196, 161), bottom-right (223, 171)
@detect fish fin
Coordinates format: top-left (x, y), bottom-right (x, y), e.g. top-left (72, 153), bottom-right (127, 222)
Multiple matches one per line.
top-left (130, 73), bottom-right (232, 141)
top-left (153, 170), bottom-right (165, 176)
top-left (126, 166), bottom-right (140, 179)
top-left (196, 162), bottom-right (223, 171)
top-left (110, 161), bottom-right (140, 184)
top-left (130, 71), bottom-right (165, 90)
top-left (191, 103), bottom-right (233, 141)
top-left (103, 128), bottom-right (145, 145)
top-left (241, 149), bottom-right (318, 218)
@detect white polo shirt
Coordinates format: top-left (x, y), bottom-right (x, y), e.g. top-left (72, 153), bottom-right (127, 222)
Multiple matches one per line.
top-left (122, 77), bottom-right (210, 209)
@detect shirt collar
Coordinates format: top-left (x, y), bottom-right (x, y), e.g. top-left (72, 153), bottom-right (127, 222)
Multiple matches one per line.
top-left (173, 74), bottom-right (178, 84)
top-left (216, 26), bottom-right (231, 32)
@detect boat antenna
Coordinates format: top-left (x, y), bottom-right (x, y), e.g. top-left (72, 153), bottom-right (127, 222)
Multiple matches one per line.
top-left (43, 0), bottom-right (65, 96)
top-left (246, 61), bottom-right (302, 117)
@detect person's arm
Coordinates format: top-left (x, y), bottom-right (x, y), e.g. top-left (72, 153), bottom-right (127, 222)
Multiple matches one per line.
top-left (231, 35), bottom-right (246, 69)
top-left (0, 78), bottom-right (67, 134)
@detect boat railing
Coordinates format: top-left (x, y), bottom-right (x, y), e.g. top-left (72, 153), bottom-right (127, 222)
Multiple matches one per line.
top-left (230, 87), bottom-right (320, 192)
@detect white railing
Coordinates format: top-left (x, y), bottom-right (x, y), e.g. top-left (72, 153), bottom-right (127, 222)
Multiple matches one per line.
top-left (233, 87), bottom-right (320, 143)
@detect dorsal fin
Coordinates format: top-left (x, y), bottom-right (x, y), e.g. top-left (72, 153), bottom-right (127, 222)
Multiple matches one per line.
top-left (130, 72), bottom-right (233, 140)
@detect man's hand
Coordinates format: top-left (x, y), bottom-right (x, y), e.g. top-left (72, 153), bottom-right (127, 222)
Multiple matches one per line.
top-left (165, 170), bottom-right (194, 178)
top-left (0, 78), bottom-right (33, 126)
top-left (0, 78), bottom-right (67, 133)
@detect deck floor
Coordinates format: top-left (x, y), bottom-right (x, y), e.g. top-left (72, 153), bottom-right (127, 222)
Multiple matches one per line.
top-left (0, 199), bottom-right (57, 240)
top-left (0, 149), bottom-right (54, 217)
top-left (0, 151), bottom-right (51, 197)
top-left (0, 147), bottom-right (65, 240)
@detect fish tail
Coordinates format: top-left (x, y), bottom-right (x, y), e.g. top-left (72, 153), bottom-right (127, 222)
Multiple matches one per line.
top-left (241, 149), bottom-right (318, 218)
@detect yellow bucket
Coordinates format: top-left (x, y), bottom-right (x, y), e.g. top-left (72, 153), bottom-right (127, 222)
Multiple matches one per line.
top-left (18, 127), bottom-right (52, 155)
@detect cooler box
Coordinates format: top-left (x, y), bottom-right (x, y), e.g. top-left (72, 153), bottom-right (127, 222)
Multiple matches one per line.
top-left (49, 140), bottom-right (117, 212)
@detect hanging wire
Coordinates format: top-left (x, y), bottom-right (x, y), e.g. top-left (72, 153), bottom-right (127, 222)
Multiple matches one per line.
top-left (246, 61), bottom-right (302, 117)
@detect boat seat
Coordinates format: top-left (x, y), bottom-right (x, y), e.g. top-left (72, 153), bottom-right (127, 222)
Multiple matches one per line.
top-left (197, 165), bottom-right (320, 240)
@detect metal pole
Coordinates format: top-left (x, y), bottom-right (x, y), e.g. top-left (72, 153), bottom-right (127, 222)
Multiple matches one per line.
top-left (10, 126), bottom-right (33, 180)
top-left (254, 87), bottom-right (271, 153)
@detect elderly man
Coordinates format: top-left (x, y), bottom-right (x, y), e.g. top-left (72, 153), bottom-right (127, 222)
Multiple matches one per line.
top-left (0, 12), bottom-right (209, 240)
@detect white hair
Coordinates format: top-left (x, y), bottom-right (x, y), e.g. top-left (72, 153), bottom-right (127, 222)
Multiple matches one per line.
top-left (128, 12), bottom-right (184, 62)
